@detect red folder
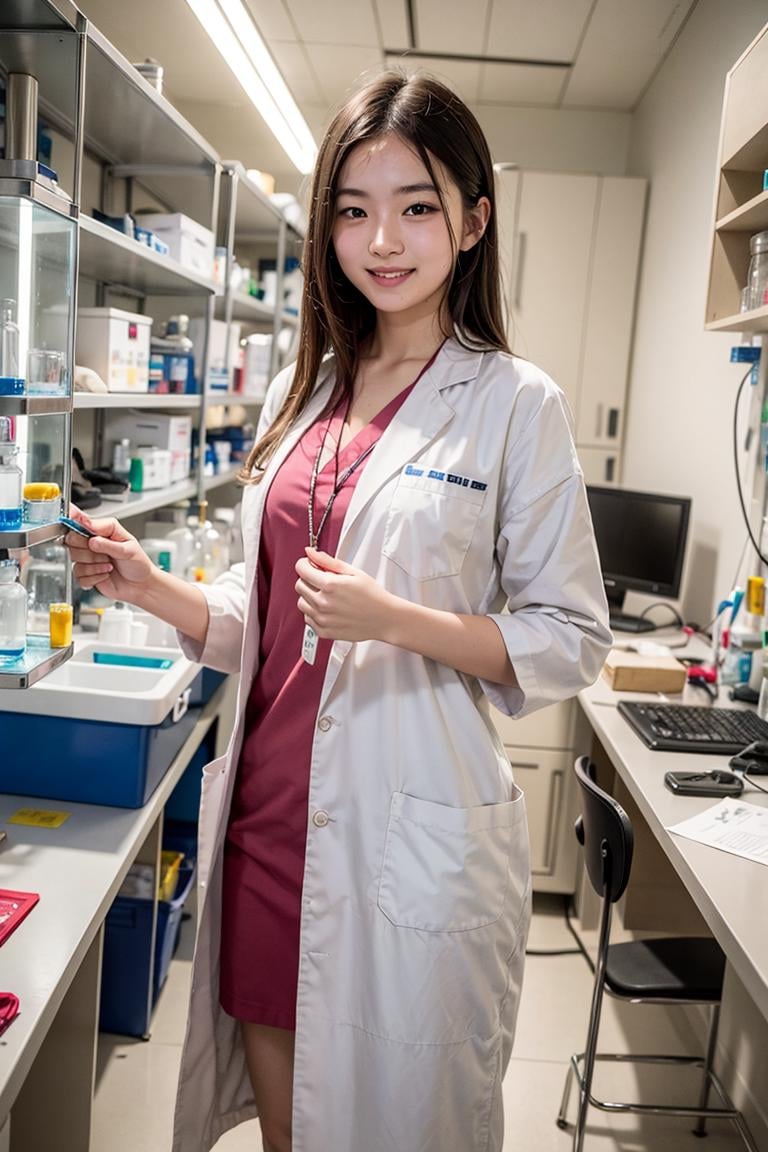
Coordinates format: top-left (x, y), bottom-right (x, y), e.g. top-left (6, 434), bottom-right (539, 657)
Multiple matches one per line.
top-left (0, 889), bottom-right (40, 947)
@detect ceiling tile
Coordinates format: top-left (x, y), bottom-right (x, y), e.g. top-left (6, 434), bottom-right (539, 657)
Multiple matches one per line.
top-left (374, 0), bottom-right (411, 50)
top-left (269, 39), bottom-right (324, 104)
top-left (414, 0), bottom-right (489, 55)
top-left (244, 0), bottom-right (296, 41)
top-left (283, 0), bottom-right (380, 47)
top-left (310, 44), bottom-right (386, 104)
top-left (485, 0), bottom-right (592, 61)
top-left (479, 62), bottom-right (565, 105)
top-left (385, 53), bottom-right (480, 103)
top-left (563, 0), bottom-right (697, 109)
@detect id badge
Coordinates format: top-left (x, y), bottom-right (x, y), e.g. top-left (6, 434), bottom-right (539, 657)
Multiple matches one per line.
top-left (302, 622), bottom-right (319, 665)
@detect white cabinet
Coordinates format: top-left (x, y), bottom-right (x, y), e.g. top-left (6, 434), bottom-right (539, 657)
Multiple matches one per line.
top-left (577, 446), bottom-right (621, 487)
top-left (495, 168), bottom-right (647, 481)
top-left (491, 700), bottom-right (579, 893)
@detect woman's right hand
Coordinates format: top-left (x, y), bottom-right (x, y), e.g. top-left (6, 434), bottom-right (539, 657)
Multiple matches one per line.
top-left (63, 507), bottom-right (154, 605)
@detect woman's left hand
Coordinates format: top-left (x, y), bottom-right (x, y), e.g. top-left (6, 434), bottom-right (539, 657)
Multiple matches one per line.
top-left (295, 547), bottom-right (397, 643)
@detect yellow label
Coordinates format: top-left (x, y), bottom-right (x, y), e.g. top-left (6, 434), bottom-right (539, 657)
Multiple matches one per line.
top-left (7, 808), bottom-right (70, 828)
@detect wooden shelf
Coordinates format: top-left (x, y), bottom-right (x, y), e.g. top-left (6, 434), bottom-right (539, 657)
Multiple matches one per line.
top-left (705, 303), bottom-right (768, 332)
top-left (716, 188), bottom-right (768, 233)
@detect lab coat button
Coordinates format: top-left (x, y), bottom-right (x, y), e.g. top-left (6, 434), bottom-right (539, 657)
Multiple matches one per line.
top-left (312, 809), bottom-right (330, 828)
top-left (318, 716), bottom-right (332, 732)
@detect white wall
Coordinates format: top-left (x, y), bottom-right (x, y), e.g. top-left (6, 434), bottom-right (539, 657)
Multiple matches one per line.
top-left (623, 0), bottom-right (768, 627)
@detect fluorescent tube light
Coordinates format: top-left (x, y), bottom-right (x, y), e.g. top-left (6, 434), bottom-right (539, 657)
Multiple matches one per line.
top-left (185, 0), bottom-right (317, 174)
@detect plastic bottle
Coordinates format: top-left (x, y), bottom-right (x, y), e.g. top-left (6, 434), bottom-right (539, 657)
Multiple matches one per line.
top-left (747, 231), bottom-right (768, 310)
top-left (212, 506), bottom-right (234, 571)
top-left (0, 415), bottom-right (23, 530)
top-left (0, 299), bottom-right (23, 396)
top-left (99, 601), bottom-right (133, 645)
top-left (185, 500), bottom-right (222, 583)
top-left (166, 502), bottom-right (195, 577)
top-left (0, 559), bottom-right (27, 663)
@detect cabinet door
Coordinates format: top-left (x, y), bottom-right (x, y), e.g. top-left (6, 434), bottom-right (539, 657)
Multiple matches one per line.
top-left (490, 698), bottom-right (575, 750)
top-left (506, 747), bottom-right (576, 889)
top-left (512, 172), bottom-right (599, 409)
top-left (576, 177), bottom-right (647, 447)
top-left (578, 446), bottom-right (621, 486)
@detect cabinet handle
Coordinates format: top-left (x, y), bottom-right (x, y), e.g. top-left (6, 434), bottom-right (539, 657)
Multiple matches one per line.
top-left (607, 407), bottom-right (620, 438)
top-left (514, 231), bottom-right (527, 310)
top-left (605, 456), bottom-right (616, 483)
top-left (595, 403), bottom-right (603, 439)
top-left (541, 768), bottom-right (564, 876)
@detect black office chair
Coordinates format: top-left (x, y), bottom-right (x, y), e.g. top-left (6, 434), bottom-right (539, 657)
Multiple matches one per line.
top-left (557, 756), bottom-right (757, 1152)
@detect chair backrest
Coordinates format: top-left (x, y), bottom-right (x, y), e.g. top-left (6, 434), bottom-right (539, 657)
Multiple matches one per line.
top-left (574, 756), bottom-right (634, 904)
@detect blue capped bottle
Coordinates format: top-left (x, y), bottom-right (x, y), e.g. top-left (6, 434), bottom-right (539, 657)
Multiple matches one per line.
top-left (0, 416), bottom-right (23, 531)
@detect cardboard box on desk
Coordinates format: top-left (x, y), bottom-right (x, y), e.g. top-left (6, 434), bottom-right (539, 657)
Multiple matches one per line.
top-left (602, 650), bottom-right (687, 694)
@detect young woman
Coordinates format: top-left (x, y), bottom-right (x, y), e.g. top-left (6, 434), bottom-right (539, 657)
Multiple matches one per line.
top-left (67, 73), bottom-right (611, 1152)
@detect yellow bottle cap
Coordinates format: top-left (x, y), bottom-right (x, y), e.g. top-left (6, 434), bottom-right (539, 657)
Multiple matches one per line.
top-left (23, 482), bottom-right (61, 500)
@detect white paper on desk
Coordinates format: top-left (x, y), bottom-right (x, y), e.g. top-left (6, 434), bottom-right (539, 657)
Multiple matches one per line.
top-left (667, 799), bottom-right (768, 865)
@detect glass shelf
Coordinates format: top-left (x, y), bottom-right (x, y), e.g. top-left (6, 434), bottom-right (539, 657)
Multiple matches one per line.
top-left (0, 521), bottom-right (65, 549)
top-left (0, 636), bottom-right (73, 690)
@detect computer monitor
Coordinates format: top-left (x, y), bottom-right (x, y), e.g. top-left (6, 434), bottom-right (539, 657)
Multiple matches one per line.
top-left (585, 485), bottom-right (691, 633)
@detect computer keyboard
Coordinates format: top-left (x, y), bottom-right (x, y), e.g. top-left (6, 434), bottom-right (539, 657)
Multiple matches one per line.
top-left (617, 701), bottom-right (768, 753)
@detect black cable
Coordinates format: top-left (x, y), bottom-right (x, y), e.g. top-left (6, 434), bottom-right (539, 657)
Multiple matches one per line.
top-left (733, 362), bottom-right (768, 566)
top-left (744, 772), bottom-right (768, 794)
top-left (524, 895), bottom-right (596, 971)
top-left (639, 602), bottom-right (685, 627)
top-left (564, 897), bottom-right (596, 975)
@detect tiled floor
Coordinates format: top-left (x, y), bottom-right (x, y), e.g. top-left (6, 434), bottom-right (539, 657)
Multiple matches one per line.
top-left (91, 893), bottom-right (747, 1151)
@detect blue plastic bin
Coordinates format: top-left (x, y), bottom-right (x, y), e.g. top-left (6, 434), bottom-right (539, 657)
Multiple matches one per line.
top-left (99, 858), bottom-right (196, 1036)
top-left (0, 704), bottom-right (198, 808)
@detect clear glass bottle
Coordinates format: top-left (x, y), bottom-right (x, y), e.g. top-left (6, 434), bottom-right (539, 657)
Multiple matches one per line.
top-left (166, 501), bottom-right (195, 577)
top-left (747, 231), bottom-right (768, 310)
top-left (0, 298), bottom-right (22, 395)
top-left (0, 559), bottom-right (27, 663)
top-left (184, 500), bottom-right (222, 583)
top-left (0, 415), bottom-right (23, 531)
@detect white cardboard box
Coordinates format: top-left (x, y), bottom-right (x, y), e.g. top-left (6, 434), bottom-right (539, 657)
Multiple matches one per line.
top-left (136, 212), bottom-right (215, 279)
top-left (189, 317), bottom-right (241, 392)
top-left (105, 410), bottom-right (192, 483)
top-left (76, 307), bottom-right (152, 392)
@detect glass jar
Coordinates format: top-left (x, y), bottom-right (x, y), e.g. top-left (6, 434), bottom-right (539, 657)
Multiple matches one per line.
top-left (746, 230), bottom-right (768, 310)
top-left (0, 415), bottom-right (23, 531)
top-left (0, 559), bottom-right (27, 663)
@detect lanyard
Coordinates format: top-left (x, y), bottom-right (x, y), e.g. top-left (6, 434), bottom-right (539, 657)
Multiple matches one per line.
top-left (307, 438), bottom-right (376, 548)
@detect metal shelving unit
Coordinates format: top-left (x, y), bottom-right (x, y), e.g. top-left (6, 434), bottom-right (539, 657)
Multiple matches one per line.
top-left (79, 215), bottom-right (218, 298)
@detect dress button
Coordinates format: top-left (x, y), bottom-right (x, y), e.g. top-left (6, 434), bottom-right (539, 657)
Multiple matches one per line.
top-left (318, 715), bottom-right (332, 732)
top-left (312, 810), bottom-right (330, 828)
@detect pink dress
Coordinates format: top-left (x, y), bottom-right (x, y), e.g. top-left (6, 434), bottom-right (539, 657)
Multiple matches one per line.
top-left (220, 384), bottom-right (415, 1029)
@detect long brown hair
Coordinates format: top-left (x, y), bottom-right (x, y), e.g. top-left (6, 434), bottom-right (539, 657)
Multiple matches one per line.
top-left (241, 71), bottom-right (509, 482)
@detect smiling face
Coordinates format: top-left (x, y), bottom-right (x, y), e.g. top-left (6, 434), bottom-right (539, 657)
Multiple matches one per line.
top-left (331, 133), bottom-right (488, 331)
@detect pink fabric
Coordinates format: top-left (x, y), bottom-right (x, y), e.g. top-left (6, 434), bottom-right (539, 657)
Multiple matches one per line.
top-left (220, 384), bottom-right (415, 1029)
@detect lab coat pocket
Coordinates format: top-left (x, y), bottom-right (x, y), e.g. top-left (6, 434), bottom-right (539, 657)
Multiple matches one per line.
top-left (377, 789), bottom-right (525, 932)
top-left (382, 470), bottom-right (485, 580)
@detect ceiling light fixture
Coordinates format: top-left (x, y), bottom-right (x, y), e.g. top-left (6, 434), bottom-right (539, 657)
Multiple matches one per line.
top-left (184, 0), bottom-right (317, 174)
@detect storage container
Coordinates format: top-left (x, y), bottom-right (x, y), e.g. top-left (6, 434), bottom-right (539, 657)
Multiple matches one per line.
top-left (135, 212), bottom-right (214, 279)
top-left (189, 317), bottom-right (240, 393)
top-left (76, 307), bottom-right (152, 392)
top-left (0, 643), bottom-right (202, 808)
top-left (99, 856), bottom-right (196, 1036)
top-left (105, 410), bottom-right (192, 483)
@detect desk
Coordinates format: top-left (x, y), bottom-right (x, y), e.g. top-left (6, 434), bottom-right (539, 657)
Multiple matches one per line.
top-left (0, 680), bottom-right (234, 1152)
top-left (577, 663), bottom-right (768, 1147)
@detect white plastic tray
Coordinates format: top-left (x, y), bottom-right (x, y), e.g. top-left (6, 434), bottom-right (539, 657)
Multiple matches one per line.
top-left (0, 643), bottom-right (200, 726)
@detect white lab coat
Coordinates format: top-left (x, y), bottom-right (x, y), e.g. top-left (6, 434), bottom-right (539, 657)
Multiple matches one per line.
top-left (172, 338), bottom-right (612, 1152)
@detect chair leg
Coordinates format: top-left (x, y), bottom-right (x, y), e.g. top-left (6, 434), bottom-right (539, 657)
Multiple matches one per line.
top-left (557, 1057), bottom-right (576, 1129)
top-left (573, 899), bottom-right (613, 1152)
top-left (692, 1003), bottom-right (720, 1138)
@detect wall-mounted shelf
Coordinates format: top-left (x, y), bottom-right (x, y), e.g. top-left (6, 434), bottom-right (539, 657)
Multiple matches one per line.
top-left (705, 303), bottom-right (768, 332)
top-left (0, 637), bottom-right (74, 690)
top-left (716, 189), bottom-right (768, 233)
top-left (79, 216), bottom-right (218, 297)
top-left (216, 292), bottom-right (276, 325)
top-left (74, 392), bottom-right (202, 410)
